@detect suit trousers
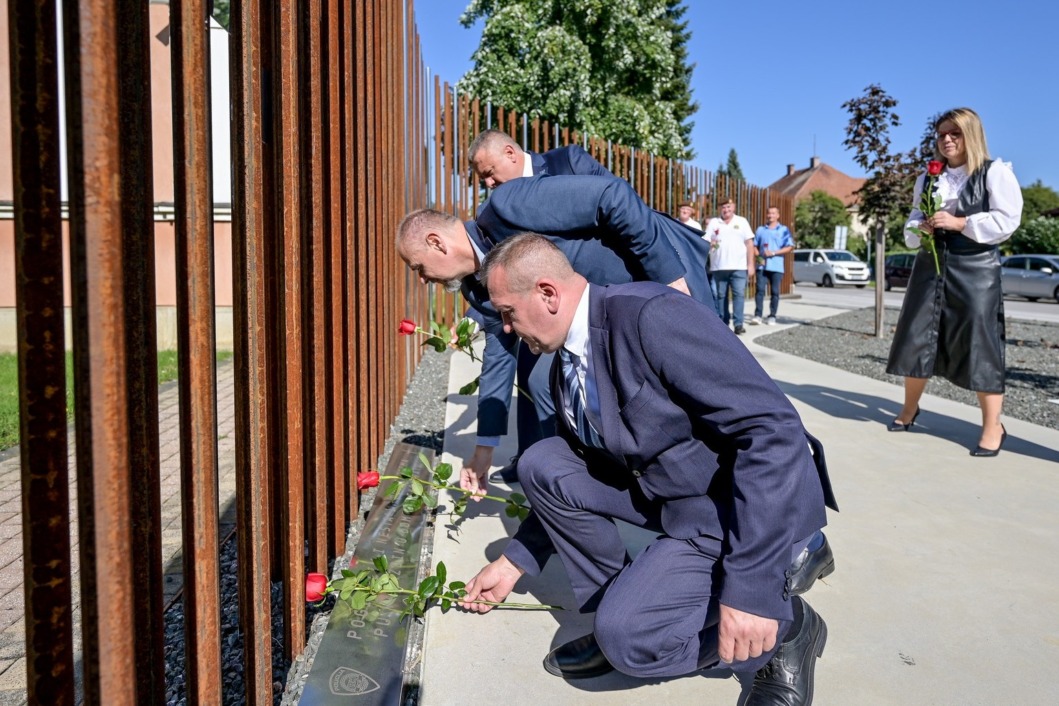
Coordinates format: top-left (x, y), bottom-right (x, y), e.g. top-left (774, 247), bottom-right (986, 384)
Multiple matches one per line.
top-left (515, 345), bottom-right (557, 455)
top-left (518, 437), bottom-right (791, 678)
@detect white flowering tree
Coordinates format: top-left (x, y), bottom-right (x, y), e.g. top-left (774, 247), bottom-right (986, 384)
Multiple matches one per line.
top-left (457, 0), bottom-right (697, 159)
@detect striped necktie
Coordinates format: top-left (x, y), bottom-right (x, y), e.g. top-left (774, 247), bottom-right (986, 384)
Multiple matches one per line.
top-left (559, 348), bottom-right (604, 448)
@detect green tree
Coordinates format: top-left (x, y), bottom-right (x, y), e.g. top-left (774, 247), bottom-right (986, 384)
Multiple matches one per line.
top-left (1020, 180), bottom-right (1059, 221)
top-left (1008, 216), bottom-right (1059, 255)
top-left (842, 84), bottom-right (918, 250)
top-left (794, 191), bottom-right (851, 249)
top-left (212, 0), bottom-right (230, 29)
top-left (719, 148), bottom-right (744, 181)
top-left (457, 0), bottom-right (696, 158)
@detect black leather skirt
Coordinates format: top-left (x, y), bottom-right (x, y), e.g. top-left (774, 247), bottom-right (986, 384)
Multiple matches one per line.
top-left (886, 233), bottom-right (1005, 393)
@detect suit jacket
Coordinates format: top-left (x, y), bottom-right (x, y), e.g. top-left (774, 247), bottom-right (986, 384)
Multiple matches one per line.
top-left (463, 174), bottom-right (713, 437)
top-left (530, 144), bottom-right (612, 178)
top-left (508, 282), bottom-right (837, 621)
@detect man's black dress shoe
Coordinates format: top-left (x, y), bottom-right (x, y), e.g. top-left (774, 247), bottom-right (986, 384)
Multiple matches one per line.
top-left (970, 426), bottom-right (1007, 457)
top-left (787, 533), bottom-right (835, 596)
top-left (745, 597), bottom-right (827, 706)
top-left (887, 407), bottom-right (920, 432)
top-left (488, 455), bottom-right (520, 484)
top-left (542, 633), bottom-right (614, 679)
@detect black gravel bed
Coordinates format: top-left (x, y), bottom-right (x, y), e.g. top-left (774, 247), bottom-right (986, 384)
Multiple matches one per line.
top-left (756, 307), bottom-right (1059, 430)
top-left (161, 350), bottom-right (451, 706)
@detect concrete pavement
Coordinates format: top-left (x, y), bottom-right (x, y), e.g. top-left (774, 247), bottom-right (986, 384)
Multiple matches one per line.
top-left (422, 299), bottom-right (1059, 705)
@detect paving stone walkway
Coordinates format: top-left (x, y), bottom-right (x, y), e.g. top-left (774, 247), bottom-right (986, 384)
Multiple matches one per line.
top-left (0, 361), bottom-right (237, 705)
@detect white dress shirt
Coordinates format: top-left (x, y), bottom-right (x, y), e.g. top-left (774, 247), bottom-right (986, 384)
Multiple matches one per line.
top-left (560, 284), bottom-right (603, 434)
top-left (904, 159), bottom-right (1023, 247)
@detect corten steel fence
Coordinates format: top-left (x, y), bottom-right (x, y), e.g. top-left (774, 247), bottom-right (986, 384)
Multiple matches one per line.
top-left (7, 0), bottom-right (431, 704)
top-left (5, 3), bottom-right (794, 705)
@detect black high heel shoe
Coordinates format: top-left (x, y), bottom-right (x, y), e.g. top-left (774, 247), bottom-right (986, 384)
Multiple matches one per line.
top-left (887, 407), bottom-right (920, 432)
top-left (970, 426), bottom-right (1007, 457)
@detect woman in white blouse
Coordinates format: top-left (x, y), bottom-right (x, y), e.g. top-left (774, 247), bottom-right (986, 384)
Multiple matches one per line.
top-left (885, 107), bottom-right (1023, 456)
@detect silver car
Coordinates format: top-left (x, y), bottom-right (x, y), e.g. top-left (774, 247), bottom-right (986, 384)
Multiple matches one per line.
top-left (792, 249), bottom-right (871, 288)
top-left (1000, 254), bottom-right (1059, 303)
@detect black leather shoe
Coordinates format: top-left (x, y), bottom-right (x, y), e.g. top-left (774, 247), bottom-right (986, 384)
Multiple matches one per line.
top-left (970, 426), bottom-right (1007, 457)
top-left (744, 597), bottom-right (827, 706)
top-left (488, 455), bottom-right (520, 483)
top-left (787, 533), bottom-right (835, 596)
top-left (542, 633), bottom-right (614, 679)
top-left (887, 407), bottom-right (920, 432)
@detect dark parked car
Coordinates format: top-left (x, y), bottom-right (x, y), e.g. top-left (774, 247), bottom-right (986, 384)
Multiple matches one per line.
top-left (884, 253), bottom-right (916, 290)
top-left (1000, 254), bottom-right (1059, 302)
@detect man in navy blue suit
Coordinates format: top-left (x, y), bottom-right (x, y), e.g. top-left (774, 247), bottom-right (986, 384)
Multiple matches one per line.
top-left (468, 129), bottom-right (615, 484)
top-left (460, 234), bottom-right (838, 704)
top-left (468, 129), bottom-right (611, 189)
top-left (397, 172), bottom-right (712, 495)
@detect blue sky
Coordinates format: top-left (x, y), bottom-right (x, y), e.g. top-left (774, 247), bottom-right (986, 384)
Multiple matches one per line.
top-left (414, 0), bottom-right (1058, 191)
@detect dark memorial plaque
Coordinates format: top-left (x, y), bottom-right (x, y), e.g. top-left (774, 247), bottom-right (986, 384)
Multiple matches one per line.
top-left (300, 442), bottom-right (435, 705)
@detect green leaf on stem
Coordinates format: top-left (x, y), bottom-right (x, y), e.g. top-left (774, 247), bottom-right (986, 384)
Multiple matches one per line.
top-left (436, 562), bottom-right (447, 585)
top-left (448, 580), bottom-right (466, 592)
top-left (435, 463), bottom-right (453, 482)
top-left (403, 496), bottom-right (423, 514)
top-left (423, 335), bottom-right (448, 353)
top-left (430, 320), bottom-right (444, 335)
top-left (411, 478), bottom-right (424, 496)
top-left (423, 492), bottom-right (438, 509)
top-left (341, 569), bottom-right (354, 578)
top-left (458, 377), bottom-right (480, 396)
top-left (419, 576), bottom-right (440, 597)
top-left (517, 507), bottom-right (531, 521)
top-left (401, 465), bottom-right (414, 479)
top-left (350, 591), bottom-right (368, 611)
top-left (385, 482), bottom-right (401, 499)
top-left (441, 598), bottom-right (452, 611)
top-left (509, 492), bottom-right (527, 505)
top-left (373, 555), bottom-right (389, 572)
top-left (505, 503), bottom-right (521, 518)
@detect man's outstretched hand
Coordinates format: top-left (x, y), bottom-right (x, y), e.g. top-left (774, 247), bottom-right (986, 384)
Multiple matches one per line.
top-left (460, 445), bottom-right (494, 501)
top-left (458, 555), bottom-right (525, 614)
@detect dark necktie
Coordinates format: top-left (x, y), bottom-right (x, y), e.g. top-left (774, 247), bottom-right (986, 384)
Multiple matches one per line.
top-left (559, 348), bottom-right (604, 448)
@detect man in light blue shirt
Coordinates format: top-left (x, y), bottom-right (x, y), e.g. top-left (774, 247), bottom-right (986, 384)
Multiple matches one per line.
top-left (751, 207), bottom-right (794, 325)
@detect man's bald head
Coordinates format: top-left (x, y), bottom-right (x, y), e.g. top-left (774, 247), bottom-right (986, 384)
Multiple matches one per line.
top-left (396, 209), bottom-right (476, 291)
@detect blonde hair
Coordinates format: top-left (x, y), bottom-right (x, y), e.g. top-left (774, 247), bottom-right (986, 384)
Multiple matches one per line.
top-left (934, 107), bottom-right (990, 174)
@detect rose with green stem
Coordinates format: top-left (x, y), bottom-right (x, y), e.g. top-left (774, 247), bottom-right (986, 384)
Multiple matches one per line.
top-left (400, 317), bottom-right (484, 395)
top-left (907, 160), bottom-right (945, 275)
top-left (307, 556), bottom-right (560, 620)
top-left (360, 452), bottom-right (532, 525)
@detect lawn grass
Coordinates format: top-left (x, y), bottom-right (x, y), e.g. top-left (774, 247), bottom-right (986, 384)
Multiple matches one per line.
top-left (0, 350), bottom-right (234, 452)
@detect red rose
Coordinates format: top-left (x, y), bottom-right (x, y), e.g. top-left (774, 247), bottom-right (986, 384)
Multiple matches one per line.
top-left (357, 471), bottom-right (380, 490)
top-left (398, 319), bottom-right (417, 336)
top-left (927, 160), bottom-right (944, 176)
top-left (306, 572), bottom-right (329, 602)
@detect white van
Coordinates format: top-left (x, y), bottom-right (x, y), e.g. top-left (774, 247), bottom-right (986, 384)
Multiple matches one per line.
top-left (792, 249), bottom-right (870, 288)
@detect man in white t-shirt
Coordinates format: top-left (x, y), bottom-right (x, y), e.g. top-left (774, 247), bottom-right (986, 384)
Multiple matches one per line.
top-left (703, 198), bottom-right (755, 334)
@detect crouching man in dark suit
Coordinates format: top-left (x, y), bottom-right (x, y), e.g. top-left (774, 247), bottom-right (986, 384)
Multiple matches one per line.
top-left (460, 233), bottom-right (838, 705)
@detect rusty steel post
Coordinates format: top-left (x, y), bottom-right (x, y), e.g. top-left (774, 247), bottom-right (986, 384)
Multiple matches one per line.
top-left (7, 0), bottom-right (75, 702)
top-left (63, 1), bottom-right (165, 703)
top-left (326, 0), bottom-right (348, 559)
top-left (169, 0), bottom-right (224, 702)
top-left (275, 0), bottom-right (307, 658)
top-left (229, 0), bottom-right (275, 701)
top-left (304, 0), bottom-right (331, 595)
